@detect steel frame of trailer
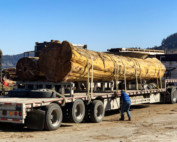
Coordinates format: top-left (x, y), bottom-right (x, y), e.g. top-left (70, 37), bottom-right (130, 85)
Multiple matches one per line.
top-left (0, 79), bottom-right (175, 125)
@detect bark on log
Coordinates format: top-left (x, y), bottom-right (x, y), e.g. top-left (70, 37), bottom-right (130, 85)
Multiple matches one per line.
top-left (16, 57), bottom-right (43, 81)
top-left (39, 41), bottom-right (166, 82)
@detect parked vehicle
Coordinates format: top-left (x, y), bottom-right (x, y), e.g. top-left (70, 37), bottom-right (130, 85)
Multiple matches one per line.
top-left (0, 46), bottom-right (176, 131)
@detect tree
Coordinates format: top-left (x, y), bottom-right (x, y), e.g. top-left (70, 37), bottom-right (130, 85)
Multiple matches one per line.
top-left (161, 33), bottom-right (177, 49)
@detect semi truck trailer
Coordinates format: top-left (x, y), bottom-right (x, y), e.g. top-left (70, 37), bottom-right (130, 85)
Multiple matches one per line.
top-left (0, 44), bottom-right (176, 131)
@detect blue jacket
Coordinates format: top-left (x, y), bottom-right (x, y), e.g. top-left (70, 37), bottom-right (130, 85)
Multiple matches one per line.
top-left (121, 91), bottom-right (131, 103)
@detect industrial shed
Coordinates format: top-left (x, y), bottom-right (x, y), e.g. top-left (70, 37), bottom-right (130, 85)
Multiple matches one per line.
top-left (156, 54), bottom-right (177, 79)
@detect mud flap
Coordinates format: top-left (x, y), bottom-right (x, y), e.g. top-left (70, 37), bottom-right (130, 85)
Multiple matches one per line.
top-left (26, 109), bottom-right (45, 130)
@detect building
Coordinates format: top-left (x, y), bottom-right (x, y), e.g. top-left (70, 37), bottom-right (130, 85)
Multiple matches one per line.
top-left (156, 54), bottom-right (177, 79)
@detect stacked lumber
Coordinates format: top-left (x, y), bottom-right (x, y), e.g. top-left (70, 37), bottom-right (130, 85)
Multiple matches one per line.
top-left (2, 68), bottom-right (17, 86)
top-left (39, 41), bottom-right (166, 82)
top-left (3, 79), bottom-right (16, 87)
top-left (16, 57), bottom-right (44, 81)
top-left (3, 67), bottom-right (17, 80)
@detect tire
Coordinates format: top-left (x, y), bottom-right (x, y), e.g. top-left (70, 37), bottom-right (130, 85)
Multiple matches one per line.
top-left (29, 89), bottom-right (56, 98)
top-left (69, 99), bottom-right (85, 123)
top-left (148, 83), bottom-right (157, 89)
top-left (9, 89), bottom-right (57, 98)
top-left (90, 100), bottom-right (105, 123)
top-left (8, 89), bottom-right (30, 98)
top-left (45, 103), bottom-right (63, 131)
top-left (170, 87), bottom-right (177, 104)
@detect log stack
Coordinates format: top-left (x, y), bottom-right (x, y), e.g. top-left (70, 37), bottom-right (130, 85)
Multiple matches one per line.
top-left (16, 40), bottom-right (60, 81)
top-left (39, 41), bottom-right (166, 82)
top-left (3, 67), bottom-right (17, 80)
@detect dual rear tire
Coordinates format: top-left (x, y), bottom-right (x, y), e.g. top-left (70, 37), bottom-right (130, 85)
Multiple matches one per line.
top-left (64, 99), bottom-right (105, 123)
top-left (166, 87), bottom-right (177, 104)
top-left (85, 100), bottom-right (105, 123)
top-left (170, 88), bottom-right (177, 104)
top-left (92, 100), bottom-right (105, 123)
top-left (45, 103), bottom-right (63, 131)
top-left (69, 99), bottom-right (86, 123)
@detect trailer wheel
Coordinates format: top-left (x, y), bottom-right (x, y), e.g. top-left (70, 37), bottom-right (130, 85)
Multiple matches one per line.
top-left (69, 99), bottom-right (85, 123)
top-left (45, 103), bottom-right (63, 131)
top-left (90, 100), bottom-right (105, 123)
top-left (170, 88), bottom-right (177, 104)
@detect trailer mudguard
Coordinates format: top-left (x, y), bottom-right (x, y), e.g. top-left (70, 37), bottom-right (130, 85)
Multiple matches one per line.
top-left (26, 109), bottom-right (45, 130)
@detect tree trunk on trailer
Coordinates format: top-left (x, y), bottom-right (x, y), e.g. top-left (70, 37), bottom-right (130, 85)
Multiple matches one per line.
top-left (16, 57), bottom-right (45, 81)
top-left (39, 41), bottom-right (166, 82)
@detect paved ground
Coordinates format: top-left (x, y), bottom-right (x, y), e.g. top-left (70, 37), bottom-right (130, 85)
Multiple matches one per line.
top-left (0, 103), bottom-right (177, 142)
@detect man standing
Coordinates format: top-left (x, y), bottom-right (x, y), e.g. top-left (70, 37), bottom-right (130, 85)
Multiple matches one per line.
top-left (120, 90), bottom-right (131, 121)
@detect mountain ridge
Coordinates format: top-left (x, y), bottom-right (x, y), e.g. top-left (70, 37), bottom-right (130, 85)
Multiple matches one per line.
top-left (2, 53), bottom-right (24, 69)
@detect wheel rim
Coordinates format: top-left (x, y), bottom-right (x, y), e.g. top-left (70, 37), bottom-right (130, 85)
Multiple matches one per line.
top-left (96, 105), bottom-right (103, 119)
top-left (172, 91), bottom-right (177, 103)
top-left (50, 109), bottom-right (60, 127)
top-left (74, 103), bottom-right (84, 119)
top-left (172, 97), bottom-right (176, 103)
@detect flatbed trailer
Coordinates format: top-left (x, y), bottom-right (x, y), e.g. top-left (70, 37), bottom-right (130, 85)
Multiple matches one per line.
top-left (0, 79), bottom-right (176, 131)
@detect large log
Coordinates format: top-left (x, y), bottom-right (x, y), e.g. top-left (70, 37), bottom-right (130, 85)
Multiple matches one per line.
top-left (16, 57), bottom-right (44, 81)
top-left (39, 41), bottom-right (166, 82)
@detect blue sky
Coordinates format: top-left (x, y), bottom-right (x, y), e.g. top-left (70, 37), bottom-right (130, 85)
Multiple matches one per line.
top-left (0, 0), bottom-right (177, 55)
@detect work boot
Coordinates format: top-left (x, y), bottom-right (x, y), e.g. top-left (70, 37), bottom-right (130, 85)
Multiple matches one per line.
top-left (119, 117), bottom-right (124, 121)
top-left (128, 117), bottom-right (131, 121)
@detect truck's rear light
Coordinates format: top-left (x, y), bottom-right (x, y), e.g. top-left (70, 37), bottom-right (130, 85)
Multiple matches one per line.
top-left (14, 112), bottom-right (17, 116)
top-left (19, 112), bottom-right (22, 116)
top-left (9, 111), bottom-right (13, 115)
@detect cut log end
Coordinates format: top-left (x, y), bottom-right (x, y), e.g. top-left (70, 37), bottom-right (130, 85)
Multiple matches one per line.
top-left (16, 57), bottom-right (41, 81)
top-left (39, 41), bottom-right (73, 82)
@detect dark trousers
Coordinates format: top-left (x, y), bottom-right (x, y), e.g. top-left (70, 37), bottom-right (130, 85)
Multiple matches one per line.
top-left (121, 101), bottom-right (131, 119)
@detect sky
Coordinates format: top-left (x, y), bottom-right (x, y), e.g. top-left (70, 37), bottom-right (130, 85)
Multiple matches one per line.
top-left (0, 0), bottom-right (177, 55)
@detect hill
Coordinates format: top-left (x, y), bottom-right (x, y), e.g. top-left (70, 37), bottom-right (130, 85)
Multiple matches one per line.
top-left (151, 33), bottom-right (177, 53)
top-left (2, 53), bottom-right (24, 69)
